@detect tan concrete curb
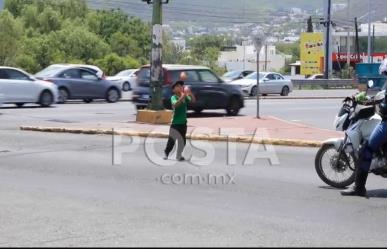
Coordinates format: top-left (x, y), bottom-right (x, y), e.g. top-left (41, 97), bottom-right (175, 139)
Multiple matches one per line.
top-left (20, 126), bottom-right (322, 148)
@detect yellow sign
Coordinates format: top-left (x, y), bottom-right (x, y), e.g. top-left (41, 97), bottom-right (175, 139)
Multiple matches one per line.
top-left (300, 33), bottom-right (324, 75)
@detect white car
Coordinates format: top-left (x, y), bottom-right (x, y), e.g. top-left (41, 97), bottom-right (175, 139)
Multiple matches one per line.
top-left (107, 69), bottom-right (138, 92)
top-left (229, 72), bottom-right (293, 96)
top-left (0, 67), bottom-right (58, 107)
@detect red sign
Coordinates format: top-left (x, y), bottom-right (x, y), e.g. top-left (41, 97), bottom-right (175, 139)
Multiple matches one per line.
top-left (333, 53), bottom-right (387, 63)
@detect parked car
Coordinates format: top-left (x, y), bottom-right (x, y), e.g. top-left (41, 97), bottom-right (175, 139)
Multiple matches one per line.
top-left (222, 70), bottom-right (254, 83)
top-left (132, 64), bottom-right (244, 115)
top-left (0, 67), bottom-right (58, 107)
top-left (307, 74), bottom-right (324, 80)
top-left (35, 65), bottom-right (121, 103)
top-left (229, 72), bottom-right (293, 96)
top-left (107, 69), bottom-right (138, 91)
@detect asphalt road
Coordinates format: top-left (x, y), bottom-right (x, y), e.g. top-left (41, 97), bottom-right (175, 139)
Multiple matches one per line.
top-left (0, 94), bottom-right (344, 130)
top-left (1, 130), bottom-right (387, 246)
top-left (3, 89), bottom-right (387, 246)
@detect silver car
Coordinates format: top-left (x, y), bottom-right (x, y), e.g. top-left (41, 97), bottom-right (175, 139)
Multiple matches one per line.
top-left (107, 69), bottom-right (138, 92)
top-left (229, 72), bottom-right (293, 96)
top-left (0, 67), bottom-right (58, 107)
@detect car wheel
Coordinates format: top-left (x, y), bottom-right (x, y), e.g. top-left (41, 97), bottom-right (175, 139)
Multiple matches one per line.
top-left (122, 82), bottom-right (131, 92)
top-left (194, 108), bottom-right (203, 114)
top-left (83, 99), bottom-right (93, 103)
top-left (15, 103), bottom-right (24, 108)
top-left (226, 97), bottom-right (241, 116)
top-left (281, 86), bottom-right (290, 96)
top-left (39, 90), bottom-right (54, 107)
top-left (58, 88), bottom-right (69, 104)
top-left (251, 86), bottom-right (258, 96)
top-left (106, 88), bottom-right (120, 103)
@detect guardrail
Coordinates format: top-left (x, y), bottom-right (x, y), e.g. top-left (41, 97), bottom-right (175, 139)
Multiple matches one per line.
top-left (291, 79), bottom-right (358, 90)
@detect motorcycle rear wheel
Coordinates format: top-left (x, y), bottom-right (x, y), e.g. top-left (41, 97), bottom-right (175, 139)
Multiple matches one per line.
top-left (315, 144), bottom-right (356, 189)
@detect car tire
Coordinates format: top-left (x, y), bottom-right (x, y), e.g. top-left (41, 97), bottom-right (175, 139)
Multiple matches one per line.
top-left (39, 90), bottom-right (54, 107)
top-left (122, 82), bottom-right (131, 92)
top-left (15, 103), bottom-right (24, 108)
top-left (250, 86), bottom-right (258, 96)
top-left (106, 88), bottom-right (120, 103)
top-left (226, 97), bottom-right (241, 116)
top-left (281, 86), bottom-right (290, 96)
top-left (194, 108), bottom-right (203, 114)
top-left (83, 99), bottom-right (93, 103)
top-left (58, 88), bottom-right (69, 104)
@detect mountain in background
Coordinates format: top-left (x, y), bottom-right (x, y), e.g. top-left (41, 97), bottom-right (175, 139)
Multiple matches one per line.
top-left (87, 0), bottom-right (327, 23)
top-left (334, 0), bottom-right (387, 25)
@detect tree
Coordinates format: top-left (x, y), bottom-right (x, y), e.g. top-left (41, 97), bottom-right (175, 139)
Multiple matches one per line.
top-left (94, 53), bottom-right (140, 76)
top-left (307, 16), bottom-right (314, 33)
top-left (37, 6), bottom-right (62, 33)
top-left (4, 0), bottom-right (33, 17)
top-left (109, 32), bottom-right (141, 58)
top-left (47, 24), bottom-right (110, 63)
top-left (0, 10), bottom-right (23, 65)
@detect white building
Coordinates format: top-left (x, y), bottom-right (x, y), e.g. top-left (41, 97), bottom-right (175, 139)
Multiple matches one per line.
top-left (171, 38), bottom-right (186, 51)
top-left (218, 44), bottom-right (291, 72)
top-left (333, 21), bottom-right (387, 62)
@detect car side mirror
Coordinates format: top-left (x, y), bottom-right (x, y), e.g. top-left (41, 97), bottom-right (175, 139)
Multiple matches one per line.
top-left (263, 78), bottom-right (269, 82)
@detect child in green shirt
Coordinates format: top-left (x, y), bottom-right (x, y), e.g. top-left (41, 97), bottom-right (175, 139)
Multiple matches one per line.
top-left (164, 80), bottom-right (196, 161)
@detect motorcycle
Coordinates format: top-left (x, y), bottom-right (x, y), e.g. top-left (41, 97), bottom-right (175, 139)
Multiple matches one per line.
top-left (315, 81), bottom-right (387, 188)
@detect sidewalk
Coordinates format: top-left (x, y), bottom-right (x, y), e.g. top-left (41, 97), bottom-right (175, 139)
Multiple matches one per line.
top-left (20, 115), bottom-right (344, 147)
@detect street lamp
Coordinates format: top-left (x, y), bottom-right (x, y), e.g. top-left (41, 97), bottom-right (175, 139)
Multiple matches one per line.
top-left (252, 33), bottom-right (265, 119)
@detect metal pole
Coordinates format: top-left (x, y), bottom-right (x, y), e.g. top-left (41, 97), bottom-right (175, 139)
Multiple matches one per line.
top-left (256, 46), bottom-right (260, 119)
top-left (149, 0), bottom-right (164, 110)
top-left (264, 43), bottom-right (268, 71)
top-left (372, 24), bottom-right (375, 63)
top-left (324, 0), bottom-right (332, 79)
top-left (346, 0), bottom-right (351, 68)
top-left (367, 0), bottom-right (372, 63)
top-left (243, 41), bottom-right (246, 70)
top-left (355, 17), bottom-right (360, 62)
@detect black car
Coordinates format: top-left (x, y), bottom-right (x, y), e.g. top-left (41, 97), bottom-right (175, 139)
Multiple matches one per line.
top-left (132, 64), bottom-right (244, 116)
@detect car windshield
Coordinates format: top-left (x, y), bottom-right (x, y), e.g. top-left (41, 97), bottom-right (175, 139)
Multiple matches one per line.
top-left (223, 71), bottom-right (241, 79)
top-left (245, 72), bottom-right (265, 80)
top-left (35, 65), bottom-right (66, 77)
top-left (116, 70), bottom-right (135, 77)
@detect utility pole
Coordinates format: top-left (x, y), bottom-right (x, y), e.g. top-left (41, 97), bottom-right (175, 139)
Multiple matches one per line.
top-left (253, 35), bottom-right (264, 119)
top-left (143, 0), bottom-right (169, 110)
top-left (367, 0), bottom-right (372, 63)
top-left (324, 0), bottom-right (332, 79)
top-left (372, 25), bottom-right (375, 63)
top-left (346, 0), bottom-right (351, 68)
top-left (355, 17), bottom-right (360, 62)
top-left (264, 43), bottom-right (268, 71)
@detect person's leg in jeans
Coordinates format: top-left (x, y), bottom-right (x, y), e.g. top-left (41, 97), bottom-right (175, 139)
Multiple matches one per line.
top-left (176, 124), bottom-right (187, 160)
top-left (342, 121), bottom-right (387, 196)
top-left (164, 125), bottom-right (178, 159)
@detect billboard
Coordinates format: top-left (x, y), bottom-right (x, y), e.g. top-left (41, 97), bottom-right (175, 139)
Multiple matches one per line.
top-left (300, 32), bottom-right (324, 75)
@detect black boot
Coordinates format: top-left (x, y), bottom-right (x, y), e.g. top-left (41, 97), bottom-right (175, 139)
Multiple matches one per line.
top-left (341, 168), bottom-right (368, 197)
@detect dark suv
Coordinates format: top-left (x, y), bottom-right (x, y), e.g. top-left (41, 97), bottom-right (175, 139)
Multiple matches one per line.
top-left (132, 65), bottom-right (244, 116)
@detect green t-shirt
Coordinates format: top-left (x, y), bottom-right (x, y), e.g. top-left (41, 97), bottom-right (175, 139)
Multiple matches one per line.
top-left (171, 95), bottom-right (191, 125)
